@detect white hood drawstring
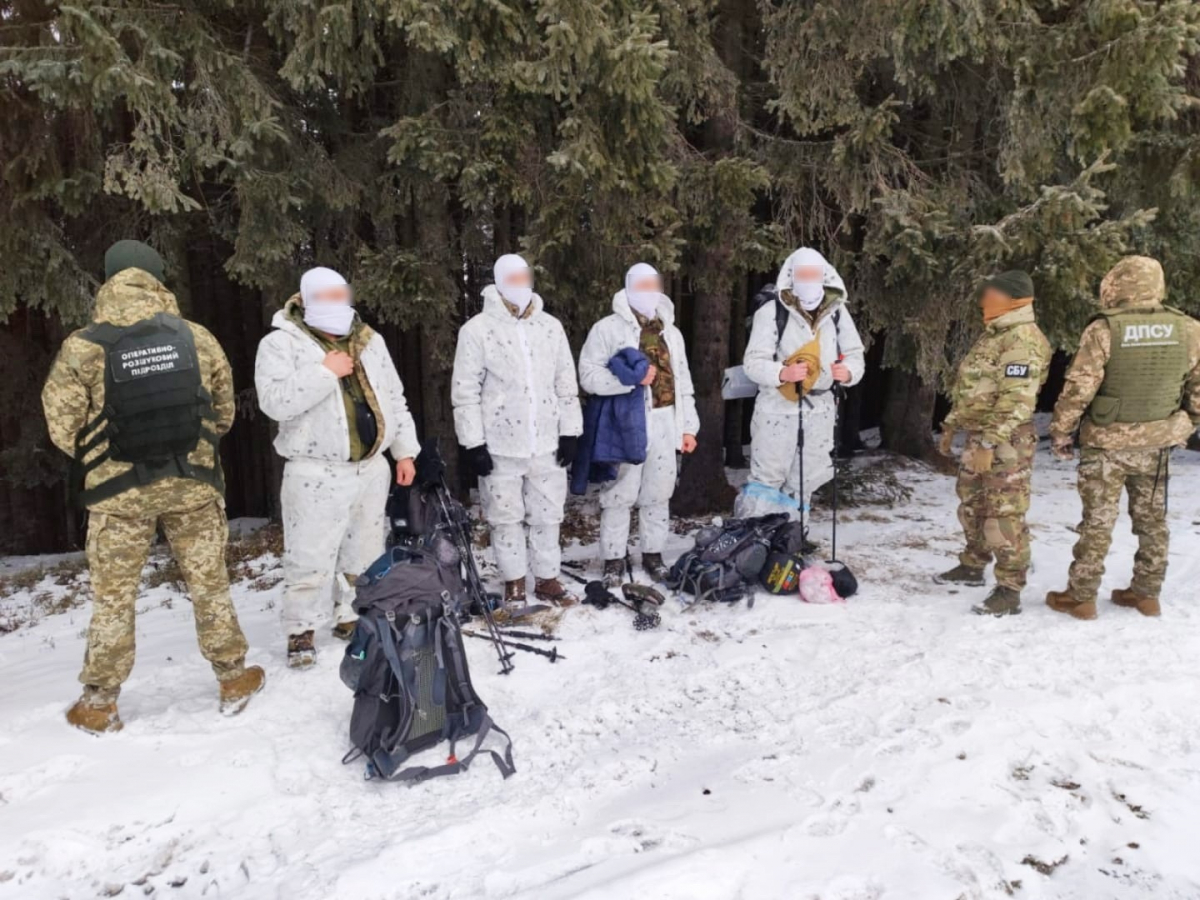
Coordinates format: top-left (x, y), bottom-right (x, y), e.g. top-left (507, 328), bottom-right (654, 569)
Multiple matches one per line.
top-left (494, 254), bottom-right (534, 315)
top-left (625, 262), bottom-right (666, 320)
top-left (300, 267), bottom-right (355, 336)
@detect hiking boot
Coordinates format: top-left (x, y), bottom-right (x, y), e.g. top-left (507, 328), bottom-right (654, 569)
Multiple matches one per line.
top-left (504, 578), bottom-right (527, 606)
top-left (219, 665), bottom-right (266, 716)
top-left (1111, 587), bottom-right (1161, 618)
top-left (641, 553), bottom-right (670, 583)
top-left (331, 619), bottom-right (357, 641)
top-left (934, 564), bottom-right (986, 587)
top-left (1046, 588), bottom-right (1097, 620)
top-left (66, 698), bottom-right (123, 734)
top-left (602, 559), bottom-right (625, 588)
top-left (535, 577), bottom-right (578, 608)
top-left (972, 585), bottom-right (1022, 617)
top-left (287, 630), bottom-right (316, 669)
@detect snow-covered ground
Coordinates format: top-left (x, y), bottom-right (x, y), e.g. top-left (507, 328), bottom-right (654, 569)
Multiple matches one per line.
top-left (2, 446), bottom-right (1199, 900)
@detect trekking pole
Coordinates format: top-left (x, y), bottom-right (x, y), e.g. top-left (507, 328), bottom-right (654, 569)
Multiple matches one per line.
top-left (494, 627), bottom-right (561, 642)
top-left (797, 396), bottom-right (806, 536)
top-left (433, 478), bottom-right (515, 675)
top-left (462, 630), bottom-right (563, 663)
top-left (831, 383), bottom-right (845, 561)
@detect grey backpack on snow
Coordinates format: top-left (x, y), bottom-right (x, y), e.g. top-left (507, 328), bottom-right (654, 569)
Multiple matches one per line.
top-left (340, 536), bottom-right (514, 783)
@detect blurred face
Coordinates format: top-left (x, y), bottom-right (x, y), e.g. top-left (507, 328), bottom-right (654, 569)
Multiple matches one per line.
top-left (793, 265), bottom-right (824, 286)
top-left (979, 286), bottom-right (1011, 309)
top-left (312, 284), bottom-right (353, 305)
top-left (630, 273), bottom-right (663, 294)
top-left (503, 268), bottom-right (533, 289)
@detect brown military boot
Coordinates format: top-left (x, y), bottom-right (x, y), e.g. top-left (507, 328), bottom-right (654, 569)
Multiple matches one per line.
top-left (535, 577), bottom-right (578, 608)
top-left (504, 578), bottom-right (527, 606)
top-left (1111, 587), bottom-right (1161, 617)
top-left (933, 564), bottom-right (986, 587)
top-left (219, 665), bottom-right (266, 716)
top-left (641, 553), bottom-right (670, 583)
top-left (602, 559), bottom-right (625, 588)
top-left (331, 619), bottom-right (357, 640)
top-left (287, 630), bottom-right (316, 669)
top-left (66, 698), bottom-right (123, 734)
top-left (1046, 588), bottom-right (1097, 620)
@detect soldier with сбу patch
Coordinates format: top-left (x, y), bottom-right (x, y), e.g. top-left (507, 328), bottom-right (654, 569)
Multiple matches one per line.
top-left (41, 240), bottom-right (264, 734)
top-left (936, 270), bottom-right (1052, 616)
top-left (1046, 256), bottom-right (1200, 620)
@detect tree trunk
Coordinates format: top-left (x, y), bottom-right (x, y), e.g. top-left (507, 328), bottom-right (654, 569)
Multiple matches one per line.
top-left (880, 369), bottom-right (938, 461)
top-left (672, 277), bottom-right (737, 515)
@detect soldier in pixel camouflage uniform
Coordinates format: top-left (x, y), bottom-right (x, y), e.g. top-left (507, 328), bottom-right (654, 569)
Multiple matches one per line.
top-left (936, 270), bottom-right (1052, 616)
top-left (1046, 256), bottom-right (1200, 620)
top-left (42, 241), bottom-right (264, 734)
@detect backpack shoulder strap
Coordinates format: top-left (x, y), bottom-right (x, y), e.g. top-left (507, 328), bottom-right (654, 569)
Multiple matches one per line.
top-left (774, 299), bottom-right (789, 357)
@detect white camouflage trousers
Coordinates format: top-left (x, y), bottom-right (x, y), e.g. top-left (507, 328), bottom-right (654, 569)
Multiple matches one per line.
top-left (599, 405), bottom-right (678, 560)
top-left (280, 455), bottom-right (389, 636)
top-left (478, 451), bottom-right (567, 582)
top-left (749, 392), bottom-right (837, 512)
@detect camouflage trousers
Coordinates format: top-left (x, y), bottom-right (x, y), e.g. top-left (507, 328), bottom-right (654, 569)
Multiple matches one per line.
top-left (956, 426), bottom-right (1036, 589)
top-left (80, 500), bottom-right (249, 706)
top-left (1067, 447), bottom-right (1171, 602)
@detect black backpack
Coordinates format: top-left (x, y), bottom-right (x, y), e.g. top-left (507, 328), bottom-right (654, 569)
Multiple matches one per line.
top-left (667, 514), bottom-right (792, 606)
top-left (74, 312), bottom-right (221, 505)
top-left (341, 538), bottom-right (514, 783)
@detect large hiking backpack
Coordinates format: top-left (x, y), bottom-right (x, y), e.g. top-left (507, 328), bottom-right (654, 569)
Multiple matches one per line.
top-left (667, 514), bottom-right (793, 606)
top-left (341, 538), bottom-right (514, 783)
top-left (74, 312), bottom-right (221, 506)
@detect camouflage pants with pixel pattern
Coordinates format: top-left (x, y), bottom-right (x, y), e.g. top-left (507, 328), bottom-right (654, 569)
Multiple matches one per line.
top-left (956, 426), bottom-right (1036, 590)
top-left (1067, 447), bottom-right (1171, 602)
top-left (80, 500), bottom-right (249, 705)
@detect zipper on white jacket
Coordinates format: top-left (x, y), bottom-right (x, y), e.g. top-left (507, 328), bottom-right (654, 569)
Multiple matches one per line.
top-left (515, 320), bottom-right (538, 453)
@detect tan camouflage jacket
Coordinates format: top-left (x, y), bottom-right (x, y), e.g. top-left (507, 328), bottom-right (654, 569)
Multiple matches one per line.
top-left (944, 304), bottom-right (1052, 446)
top-left (42, 268), bottom-right (235, 515)
top-left (1050, 256), bottom-right (1200, 450)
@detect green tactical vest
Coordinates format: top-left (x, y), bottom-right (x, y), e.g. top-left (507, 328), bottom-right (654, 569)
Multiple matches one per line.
top-left (1088, 307), bottom-right (1191, 426)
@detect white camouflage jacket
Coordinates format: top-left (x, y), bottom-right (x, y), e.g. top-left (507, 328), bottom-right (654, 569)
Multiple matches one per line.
top-left (254, 300), bottom-right (421, 464)
top-left (578, 289), bottom-right (700, 447)
top-left (743, 251), bottom-right (866, 416)
top-left (451, 286), bottom-right (582, 458)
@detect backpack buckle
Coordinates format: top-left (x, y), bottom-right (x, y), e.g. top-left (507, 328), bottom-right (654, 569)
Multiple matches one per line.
top-left (385, 610), bottom-right (395, 624)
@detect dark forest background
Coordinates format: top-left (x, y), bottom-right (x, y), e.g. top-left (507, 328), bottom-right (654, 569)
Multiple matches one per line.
top-left (2, 0), bottom-right (1198, 554)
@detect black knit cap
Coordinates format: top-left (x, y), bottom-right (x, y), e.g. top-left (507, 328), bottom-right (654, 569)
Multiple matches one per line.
top-left (104, 240), bottom-right (166, 283)
top-left (982, 269), bottom-right (1034, 300)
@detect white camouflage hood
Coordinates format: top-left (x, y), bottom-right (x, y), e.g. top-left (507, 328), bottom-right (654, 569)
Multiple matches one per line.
top-left (776, 247), bottom-right (848, 305)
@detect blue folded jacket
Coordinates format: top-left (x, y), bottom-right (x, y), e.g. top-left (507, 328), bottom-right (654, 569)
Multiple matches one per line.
top-left (570, 348), bottom-right (650, 495)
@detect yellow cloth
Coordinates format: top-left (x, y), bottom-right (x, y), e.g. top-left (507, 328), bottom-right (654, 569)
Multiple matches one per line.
top-left (981, 294), bottom-right (1033, 324)
top-left (776, 337), bottom-right (822, 403)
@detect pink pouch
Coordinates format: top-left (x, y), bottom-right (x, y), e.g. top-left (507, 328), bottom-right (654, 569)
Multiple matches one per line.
top-left (799, 566), bottom-right (846, 604)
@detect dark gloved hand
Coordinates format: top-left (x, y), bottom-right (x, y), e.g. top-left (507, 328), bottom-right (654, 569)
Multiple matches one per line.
top-left (465, 444), bottom-right (494, 478)
top-left (556, 435), bottom-right (579, 468)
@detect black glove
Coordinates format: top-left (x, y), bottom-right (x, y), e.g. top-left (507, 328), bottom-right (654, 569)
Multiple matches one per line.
top-left (465, 444), bottom-right (494, 478)
top-left (556, 435), bottom-right (579, 468)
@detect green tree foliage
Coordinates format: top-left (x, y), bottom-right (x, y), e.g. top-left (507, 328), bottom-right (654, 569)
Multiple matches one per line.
top-left (1, 0), bottom-right (1198, 548)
